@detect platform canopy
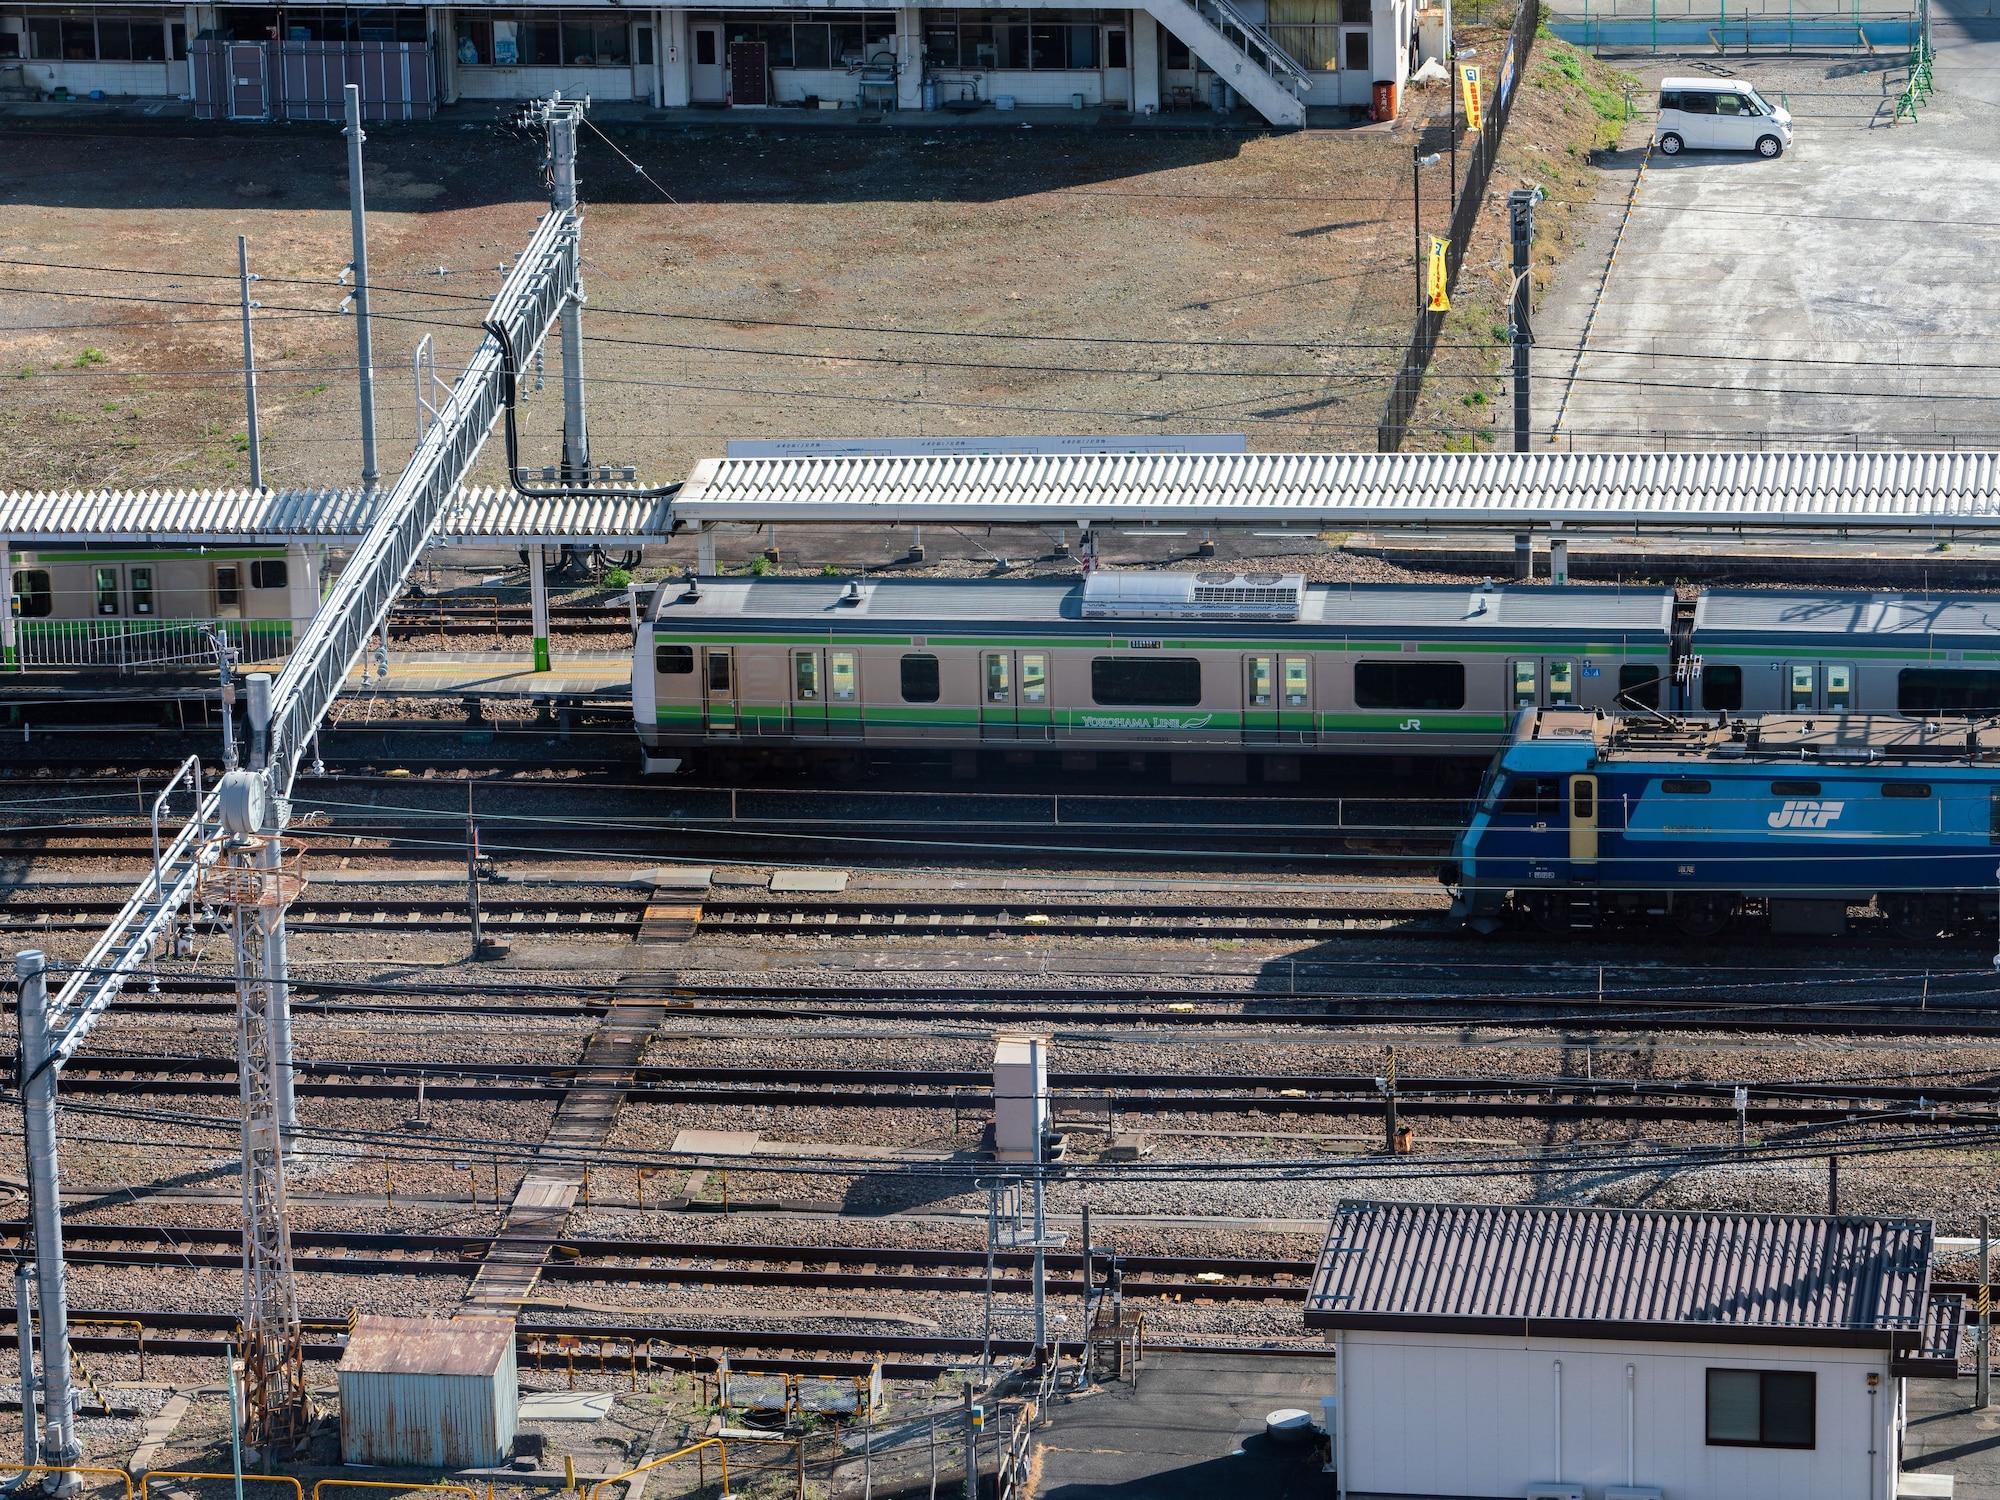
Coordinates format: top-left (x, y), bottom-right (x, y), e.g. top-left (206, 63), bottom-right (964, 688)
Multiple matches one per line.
top-left (673, 449), bottom-right (2000, 532)
top-left (0, 486), bottom-right (676, 547)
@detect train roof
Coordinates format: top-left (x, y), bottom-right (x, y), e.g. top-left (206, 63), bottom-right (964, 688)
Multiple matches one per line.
top-left (649, 574), bottom-right (1675, 635)
top-left (1694, 590), bottom-right (2000, 642)
top-left (1510, 707), bottom-right (2000, 765)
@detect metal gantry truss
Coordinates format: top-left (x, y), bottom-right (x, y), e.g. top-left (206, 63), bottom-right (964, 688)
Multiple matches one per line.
top-left (15, 93), bottom-right (590, 1461)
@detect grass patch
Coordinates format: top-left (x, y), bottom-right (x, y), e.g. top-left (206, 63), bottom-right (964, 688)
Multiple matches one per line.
top-left (72, 347), bottom-right (107, 368)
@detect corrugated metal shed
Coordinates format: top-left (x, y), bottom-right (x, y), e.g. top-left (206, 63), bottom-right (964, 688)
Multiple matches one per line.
top-left (1305, 1200), bottom-right (1934, 1350)
top-left (338, 1314), bottom-right (519, 1468)
top-left (673, 449), bottom-right (2000, 528)
top-left (0, 487), bottom-right (675, 545)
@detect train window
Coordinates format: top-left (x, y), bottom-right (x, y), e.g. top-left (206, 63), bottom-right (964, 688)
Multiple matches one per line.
top-left (1788, 664), bottom-right (1814, 710)
top-left (1499, 777), bottom-right (1560, 819)
top-left (1883, 782), bottom-right (1932, 799)
top-left (1548, 659), bottom-right (1576, 705)
top-left (1701, 664), bottom-right (1743, 710)
top-left (1771, 781), bottom-right (1821, 797)
top-left (985, 653), bottom-right (1011, 702)
top-left (1354, 661), bottom-right (1466, 711)
top-left (1091, 657), bottom-right (1202, 707)
top-left (830, 650), bottom-right (858, 702)
top-left (1284, 657), bottom-right (1310, 707)
top-left (94, 566), bottom-right (119, 616)
top-left (1827, 664), bottom-right (1852, 708)
top-left (1512, 660), bottom-right (1537, 708)
top-left (1899, 668), bottom-right (2000, 718)
top-left (705, 651), bottom-right (732, 692)
top-left (1022, 653), bottom-right (1047, 705)
top-left (250, 560), bottom-right (289, 590)
top-left (129, 566), bottom-right (154, 616)
top-left (1247, 656), bottom-right (1273, 707)
top-left (13, 570), bottom-right (51, 620)
top-left (655, 644), bottom-right (694, 675)
top-left (901, 654), bottom-right (940, 704)
top-left (1618, 664), bottom-right (1663, 708)
top-left (793, 653), bottom-right (819, 700)
top-left (1571, 777), bottom-right (1595, 820)
top-left (1661, 778), bottom-right (1712, 794)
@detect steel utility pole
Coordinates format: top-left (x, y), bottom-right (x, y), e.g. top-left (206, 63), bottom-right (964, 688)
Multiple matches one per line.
top-left (16, 952), bottom-right (78, 1494)
top-left (1507, 186), bottom-right (1542, 452)
top-left (344, 83), bottom-right (379, 490)
top-left (237, 236), bottom-right (263, 489)
top-left (549, 101), bottom-right (590, 485)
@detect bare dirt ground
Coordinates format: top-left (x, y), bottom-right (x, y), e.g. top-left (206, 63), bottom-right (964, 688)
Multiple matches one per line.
top-left (0, 27), bottom-right (1626, 493)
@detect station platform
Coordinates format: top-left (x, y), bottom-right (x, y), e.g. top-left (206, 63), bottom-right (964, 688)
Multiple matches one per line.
top-left (346, 650), bottom-right (631, 700)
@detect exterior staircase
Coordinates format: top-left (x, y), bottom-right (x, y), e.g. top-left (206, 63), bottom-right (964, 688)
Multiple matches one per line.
top-left (1146, 0), bottom-right (1312, 126)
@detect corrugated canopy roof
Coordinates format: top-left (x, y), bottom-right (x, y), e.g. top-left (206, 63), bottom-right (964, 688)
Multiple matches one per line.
top-left (339, 1315), bottom-right (514, 1377)
top-left (1305, 1200), bottom-right (1934, 1348)
top-left (673, 450), bottom-right (2000, 528)
top-left (0, 487), bottom-right (675, 545)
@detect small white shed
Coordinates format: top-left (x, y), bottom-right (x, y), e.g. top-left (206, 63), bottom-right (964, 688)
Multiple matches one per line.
top-left (338, 1314), bottom-right (520, 1469)
top-left (1305, 1200), bottom-right (1961, 1500)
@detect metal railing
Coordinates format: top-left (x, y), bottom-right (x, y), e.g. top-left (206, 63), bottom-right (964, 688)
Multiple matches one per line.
top-left (1378, 0), bottom-right (1540, 450)
top-left (1551, 0), bottom-right (1920, 51)
top-left (11, 618), bottom-right (291, 672)
top-left (1184, 0), bottom-right (1314, 95)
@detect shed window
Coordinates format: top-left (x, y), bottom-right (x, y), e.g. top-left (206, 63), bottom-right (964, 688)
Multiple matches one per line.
top-left (900, 653), bottom-right (940, 704)
top-left (13, 570), bottom-right (51, 620)
top-left (1618, 663), bottom-right (1663, 708)
top-left (655, 644), bottom-right (694, 675)
top-left (1899, 667), bottom-right (2000, 718)
top-left (250, 559), bottom-right (289, 590)
top-left (1090, 657), bottom-right (1201, 707)
top-left (1354, 661), bottom-right (1465, 711)
top-left (1701, 664), bottom-right (1743, 710)
top-left (1705, 1369), bottom-right (1814, 1449)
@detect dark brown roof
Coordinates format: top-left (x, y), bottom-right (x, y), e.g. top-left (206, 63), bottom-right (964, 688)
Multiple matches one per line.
top-left (1305, 1200), bottom-right (1934, 1350)
top-left (338, 1315), bottom-right (514, 1378)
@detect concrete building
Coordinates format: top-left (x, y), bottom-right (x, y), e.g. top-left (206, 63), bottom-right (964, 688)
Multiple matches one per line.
top-left (1306, 1200), bottom-right (1963, 1500)
top-left (0, 0), bottom-right (1435, 125)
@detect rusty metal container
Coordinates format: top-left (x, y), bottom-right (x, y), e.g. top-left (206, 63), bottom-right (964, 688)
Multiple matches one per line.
top-left (338, 1315), bottom-right (518, 1468)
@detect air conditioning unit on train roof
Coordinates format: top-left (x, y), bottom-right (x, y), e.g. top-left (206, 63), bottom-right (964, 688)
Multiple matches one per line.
top-left (1080, 570), bottom-right (1305, 622)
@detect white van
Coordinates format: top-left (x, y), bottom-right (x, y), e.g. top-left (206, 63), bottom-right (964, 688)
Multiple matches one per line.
top-left (1654, 77), bottom-right (1794, 158)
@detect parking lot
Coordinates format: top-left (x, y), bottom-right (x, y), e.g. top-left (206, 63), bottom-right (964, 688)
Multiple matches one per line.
top-left (1532, 17), bottom-right (2000, 449)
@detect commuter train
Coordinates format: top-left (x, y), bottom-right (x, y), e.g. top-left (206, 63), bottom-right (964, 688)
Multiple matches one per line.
top-left (1447, 707), bottom-right (2000, 939)
top-left (631, 572), bottom-right (2000, 766)
top-left (6, 544), bottom-right (320, 669)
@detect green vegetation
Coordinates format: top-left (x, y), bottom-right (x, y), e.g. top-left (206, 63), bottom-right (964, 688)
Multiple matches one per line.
top-left (1540, 41), bottom-right (1635, 142)
top-left (819, 563), bottom-right (841, 577)
top-left (749, 556), bottom-right (773, 576)
top-left (73, 347), bottom-right (107, 368)
top-left (604, 567), bottom-right (633, 588)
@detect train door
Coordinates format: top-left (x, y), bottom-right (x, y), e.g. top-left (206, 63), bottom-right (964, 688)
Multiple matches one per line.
top-left (212, 563), bottom-right (244, 621)
top-left (790, 649), bottom-right (826, 736)
top-left (981, 651), bottom-right (1017, 738)
top-left (1019, 652), bottom-right (1050, 741)
top-left (703, 647), bottom-right (738, 732)
top-left (1242, 654), bottom-right (1276, 744)
top-left (1785, 663), bottom-right (1816, 711)
top-left (1281, 655), bottom-right (1313, 740)
top-left (828, 649), bottom-right (861, 735)
top-left (92, 565), bottom-right (121, 617)
top-left (1547, 658), bottom-right (1578, 707)
top-left (126, 565), bottom-right (156, 617)
top-left (1568, 774), bottom-right (1599, 874)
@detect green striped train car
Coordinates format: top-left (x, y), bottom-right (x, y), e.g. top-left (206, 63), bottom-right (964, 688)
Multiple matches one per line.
top-left (633, 572), bottom-right (1677, 766)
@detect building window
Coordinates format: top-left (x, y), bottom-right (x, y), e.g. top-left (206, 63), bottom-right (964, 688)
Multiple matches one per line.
top-left (1705, 1369), bottom-right (1814, 1450)
top-left (655, 644), bottom-right (694, 675)
top-left (459, 11), bottom-right (634, 66)
top-left (1091, 657), bottom-right (1201, 707)
top-left (1353, 661), bottom-right (1466, 711)
top-left (918, 9), bottom-right (1106, 72)
top-left (900, 653), bottom-right (940, 703)
top-left (1341, 29), bottom-right (1368, 70)
top-left (692, 11), bottom-right (894, 70)
top-left (24, 10), bottom-right (167, 61)
top-left (1899, 667), bottom-right (2000, 718)
top-left (1701, 663), bottom-right (1743, 710)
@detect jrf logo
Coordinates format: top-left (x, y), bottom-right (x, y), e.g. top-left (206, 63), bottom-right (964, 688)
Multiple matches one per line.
top-left (1767, 799), bottom-right (1846, 830)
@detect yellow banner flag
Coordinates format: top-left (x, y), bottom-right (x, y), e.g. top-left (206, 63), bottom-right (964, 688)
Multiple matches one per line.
top-left (1461, 64), bottom-right (1484, 132)
top-left (1427, 236), bottom-right (1450, 312)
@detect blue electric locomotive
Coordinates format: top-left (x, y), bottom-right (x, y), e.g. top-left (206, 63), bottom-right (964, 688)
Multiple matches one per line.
top-left (1447, 708), bottom-right (2000, 938)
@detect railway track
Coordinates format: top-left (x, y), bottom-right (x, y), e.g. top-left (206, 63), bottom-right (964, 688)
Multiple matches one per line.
top-left (52, 1054), bottom-right (2000, 1123)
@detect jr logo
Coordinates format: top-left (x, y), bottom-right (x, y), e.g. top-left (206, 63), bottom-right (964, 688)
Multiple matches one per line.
top-left (1400, 718), bottom-right (1424, 732)
top-left (1768, 799), bottom-right (1846, 830)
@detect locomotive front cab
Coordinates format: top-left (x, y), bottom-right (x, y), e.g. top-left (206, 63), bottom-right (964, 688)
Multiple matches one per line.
top-left (1448, 708), bottom-right (1603, 930)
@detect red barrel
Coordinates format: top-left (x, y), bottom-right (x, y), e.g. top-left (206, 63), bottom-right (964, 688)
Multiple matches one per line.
top-left (1372, 79), bottom-right (1398, 121)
